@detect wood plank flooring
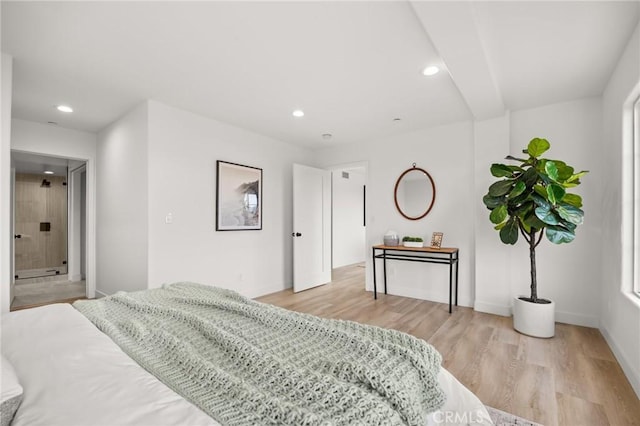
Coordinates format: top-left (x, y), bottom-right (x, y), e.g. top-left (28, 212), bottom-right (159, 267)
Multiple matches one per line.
top-left (257, 263), bottom-right (640, 426)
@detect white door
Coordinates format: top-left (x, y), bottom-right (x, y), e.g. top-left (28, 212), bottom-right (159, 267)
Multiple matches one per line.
top-left (293, 164), bottom-right (331, 292)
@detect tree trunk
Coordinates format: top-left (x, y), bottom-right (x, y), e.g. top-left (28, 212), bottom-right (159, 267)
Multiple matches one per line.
top-left (529, 229), bottom-right (538, 302)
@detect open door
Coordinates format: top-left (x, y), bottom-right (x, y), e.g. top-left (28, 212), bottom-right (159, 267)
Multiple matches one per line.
top-left (292, 164), bottom-right (331, 292)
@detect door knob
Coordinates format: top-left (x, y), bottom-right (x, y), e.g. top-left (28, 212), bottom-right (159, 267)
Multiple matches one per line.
top-left (14, 234), bottom-right (21, 239)
top-left (291, 232), bottom-right (302, 237)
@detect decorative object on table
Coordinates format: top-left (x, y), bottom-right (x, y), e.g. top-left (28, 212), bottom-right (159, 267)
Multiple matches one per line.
top-left (482, 138), bottom-right (587, 338)
top-left (383, 230), bottom-right (400, 246)
top-left (394, 163), bottom-right (436, 220)
top-left (216, 161), bottom-right (262, 231)
top-left (402, 236), bottom-right (424, 248)
top-left (430, 232), bottom-right (443, 249)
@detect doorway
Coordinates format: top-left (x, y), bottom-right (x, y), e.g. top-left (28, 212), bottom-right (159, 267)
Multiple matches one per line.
top-left (291, 162), bottom-right (368, 293)
top-left (10, 151), bottom-right (87, 310)
top-left (330, 164), bottom-right (367, 283)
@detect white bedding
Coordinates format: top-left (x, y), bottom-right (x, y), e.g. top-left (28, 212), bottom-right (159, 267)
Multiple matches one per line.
top-left (1, 304), bottom-right (491, 426)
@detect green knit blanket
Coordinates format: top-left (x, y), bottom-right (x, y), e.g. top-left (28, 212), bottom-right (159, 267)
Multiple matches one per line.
top-left (74, 282), bottom-right (445, 425)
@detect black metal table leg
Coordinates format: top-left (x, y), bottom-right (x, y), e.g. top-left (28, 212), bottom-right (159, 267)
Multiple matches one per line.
top-left (455, 252), bottom-right (459, 307)
top-left (448, 254), bottom-right (453, 313)
top-left (372, 247), bottom-right (377, 299)
top-left (383, 249), bottom-right (387, 294)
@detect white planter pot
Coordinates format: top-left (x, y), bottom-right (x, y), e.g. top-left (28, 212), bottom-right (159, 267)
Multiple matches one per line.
top-left (403, 241), bottom-right (423, 248)
top-left (512, 296), bottom-right (555, 338)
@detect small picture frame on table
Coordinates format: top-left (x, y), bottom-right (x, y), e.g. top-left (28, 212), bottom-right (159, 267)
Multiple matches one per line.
top-left (431, 232), bottom-right (443, 249)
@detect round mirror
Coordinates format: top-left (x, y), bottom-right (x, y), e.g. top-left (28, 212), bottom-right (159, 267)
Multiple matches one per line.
top-left (394, 165), bottom-right (436, 220)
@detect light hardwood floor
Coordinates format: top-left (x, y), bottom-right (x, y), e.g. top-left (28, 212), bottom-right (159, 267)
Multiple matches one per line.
top-left (257, 263), bottom-right (640, 426)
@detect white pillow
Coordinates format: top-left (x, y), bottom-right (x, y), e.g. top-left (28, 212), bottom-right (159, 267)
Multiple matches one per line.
top-left (1, 354), bottom-right (23, 426)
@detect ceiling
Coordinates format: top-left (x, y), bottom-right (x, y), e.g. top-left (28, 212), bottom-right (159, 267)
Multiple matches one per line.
top-left (11, 151), bottom-right (84, 176)
top-left (2, 1), bottom-right (638, 149)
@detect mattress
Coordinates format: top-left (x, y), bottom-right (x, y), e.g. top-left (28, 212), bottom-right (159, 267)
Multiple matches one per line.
top-left (1, 303), bottom-right (491, 425)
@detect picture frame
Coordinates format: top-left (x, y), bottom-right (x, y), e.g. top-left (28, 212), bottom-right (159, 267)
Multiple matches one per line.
top-left (430, 232), bottom-right (443, 249)
top-left (216, 161), bottom-right (262, 231)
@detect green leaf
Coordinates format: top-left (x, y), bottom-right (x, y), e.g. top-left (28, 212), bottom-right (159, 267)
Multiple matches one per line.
top-left (533, 185), bottom-right (547, 198)
top-left (535, 204), bottom-right (560, 225)
top-left (508, 181), bottom-right (526, 198)
top-left (531, 193), bottom-right (550, 209)
top-left (521, 167), bottom-right (539, 187)
top-left (556, 204), bottom-right (584, 225)
top-left (491, 163), bottom-right (514, 178)
top-left (488, 179), bottom-right (514, 197)
top-left (555, 161), bottom-right (574, 181)
top-left (499, 217), bottom-right (519, 245)
top-left (508, 192), bottom-right (530, 206)
top-left (483, 194), bottom-right (505, 209)
top-left (566, 170), bottom-right (588, 183)
top-left (527, 138), bottom-right (550, 158)
top-left (524, 211), bottom-right (547, 230)
top-left (546, 225), bottom-right (575, 244)
top-left (494, 222), bottom-right (507, 230)
top-left (544, 161), bottom-right (559, 181)
top-left (562, 193), bottom-right (583, 208)
top-left (513, 201), bottom-right (534, 218)
top-left (490, 204), bottom-right (508, 224)
top-left (546, 184), bottom-right (566, 204)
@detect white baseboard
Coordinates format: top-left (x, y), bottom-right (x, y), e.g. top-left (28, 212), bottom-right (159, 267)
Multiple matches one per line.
top-left (474, 300), bottom-right (511, 317)
top-left (473, 301), bottom-right (600, 327)
top-left (94, 289), bottom-right (108, 299)
top-left (555, 310), bottom-right (599, 328)
top-left (600, 326), bottom-right (640, 398)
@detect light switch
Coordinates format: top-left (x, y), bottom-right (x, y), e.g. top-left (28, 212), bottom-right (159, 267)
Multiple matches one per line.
top-left (165, 213), bottom-right (173, 224)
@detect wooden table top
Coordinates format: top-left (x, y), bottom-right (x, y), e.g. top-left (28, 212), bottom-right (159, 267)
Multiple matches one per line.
top-left (372, 244), bottom-right (458, 254)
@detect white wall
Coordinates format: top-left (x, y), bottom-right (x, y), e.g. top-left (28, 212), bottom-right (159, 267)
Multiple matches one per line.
top-left (10, 118), bottom-right (98, 304)
top-left (316, 121), bottom-right (477, 307)
top-left (473, 114), bottom-right (513, 316)
top-left (96, 103), bottom-right (148, 296)
top-left (601, 22), bottom-right (640, 397)
top-left (146, 101), bottom-right (312, 297)
top-left (332, 169), bottom-right (365, 268)
top-left (1, 53), bottom-right (13, 313)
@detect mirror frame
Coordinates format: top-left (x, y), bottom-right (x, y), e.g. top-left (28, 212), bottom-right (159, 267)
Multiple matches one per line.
top-left (393, 165), bottom-right (436, 220)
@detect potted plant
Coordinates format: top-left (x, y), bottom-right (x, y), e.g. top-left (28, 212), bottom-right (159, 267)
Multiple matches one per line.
top-left (482, 138), bottom-right (587, 338)
top-left (402, 236), bottom-right (424, 248)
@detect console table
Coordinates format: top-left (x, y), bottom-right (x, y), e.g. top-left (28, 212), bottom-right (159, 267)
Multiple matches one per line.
top-left (371, 245), bottom-right (459, 313)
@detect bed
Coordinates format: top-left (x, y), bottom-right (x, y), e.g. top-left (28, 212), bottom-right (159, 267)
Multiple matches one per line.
top-left (1, 283), bottom-right (492, 426)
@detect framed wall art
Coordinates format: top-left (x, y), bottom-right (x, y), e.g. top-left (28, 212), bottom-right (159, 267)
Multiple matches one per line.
top-left (216, 161), bottom-right (262, 231)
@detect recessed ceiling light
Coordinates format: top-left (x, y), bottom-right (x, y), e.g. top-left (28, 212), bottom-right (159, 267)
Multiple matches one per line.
top-left (422, 66), bottom-right (439, 76)
top-left (393, 118), bottom-right (402, 122)
top-left (47, 121), bottom-right (58, 126)
top-left (292, 110), bottom-right (305, 118)
top-left (44, 170), bottom-right (54, 175)
top-left (56, 105), bottom-right (73, 113)
top-left (322, 133), bottom-right (332, 140)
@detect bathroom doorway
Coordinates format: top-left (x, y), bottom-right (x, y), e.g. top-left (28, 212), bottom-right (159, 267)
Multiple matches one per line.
top-left (11, 151), bottom-right (86, 309)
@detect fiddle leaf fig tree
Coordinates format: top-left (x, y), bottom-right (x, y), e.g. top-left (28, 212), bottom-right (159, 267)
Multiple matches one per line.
top-left (482, 138), bottom-right (588, 303)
